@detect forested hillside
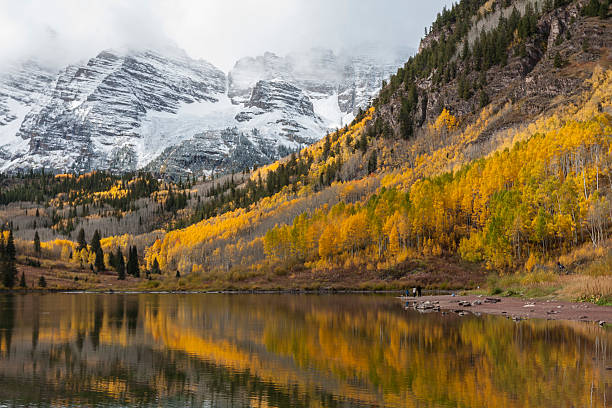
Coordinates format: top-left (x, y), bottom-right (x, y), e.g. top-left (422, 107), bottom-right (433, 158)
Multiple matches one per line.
top-left (2, 0), bottom-right (611, 299)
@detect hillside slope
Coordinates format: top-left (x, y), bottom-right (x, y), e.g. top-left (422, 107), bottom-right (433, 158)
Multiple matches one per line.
top-left (140, 0), bottom-right (612, 289)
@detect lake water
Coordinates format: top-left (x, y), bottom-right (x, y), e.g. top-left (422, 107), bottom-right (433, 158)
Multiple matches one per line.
top-left (0, 293), bottom-right (610, 407)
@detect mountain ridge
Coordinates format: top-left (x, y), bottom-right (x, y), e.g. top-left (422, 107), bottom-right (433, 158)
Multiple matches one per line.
top-left (0, 45), bottom-right (413, 177)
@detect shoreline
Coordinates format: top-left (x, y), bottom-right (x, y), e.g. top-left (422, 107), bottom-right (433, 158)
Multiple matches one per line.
top-left (0, 288), bottom-right (444, 295)
top-left (403, 295), bottom-right (612, 324)
top-left (2, 289), bottom-right (611, 323)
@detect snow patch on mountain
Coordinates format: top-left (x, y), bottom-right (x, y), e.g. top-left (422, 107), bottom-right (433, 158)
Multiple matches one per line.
top-left (311, 93), bottom-right (354, 129)
top-left (136, 94), bottom-right (238, 167)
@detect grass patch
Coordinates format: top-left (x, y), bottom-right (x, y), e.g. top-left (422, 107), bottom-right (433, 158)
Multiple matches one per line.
top-left (577, 253), bottom-right (612, 277)
top-left (595, 296), bottom-right (612, 306)
top-left (560, 276), bottom-right (612, 303)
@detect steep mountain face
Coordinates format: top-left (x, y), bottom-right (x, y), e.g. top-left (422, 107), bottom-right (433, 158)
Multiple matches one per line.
top-left (0, 62), bottom-right (56, 162)
top-left (0, 46), bottom-right (412, 176)
top-left (229, 47), bottom-right (411, 120)
top-left (1, 49), bottom-right (227, 173)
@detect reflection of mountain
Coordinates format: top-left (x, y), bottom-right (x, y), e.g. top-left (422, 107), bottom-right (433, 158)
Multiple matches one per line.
top-left (0, 294), bottom-right (610, 407)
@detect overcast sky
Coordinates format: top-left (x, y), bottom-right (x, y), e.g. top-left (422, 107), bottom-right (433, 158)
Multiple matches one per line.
top-left (0, 0), bottom-right (455, 72)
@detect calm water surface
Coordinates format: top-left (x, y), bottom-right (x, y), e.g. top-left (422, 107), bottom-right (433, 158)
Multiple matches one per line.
top-left (0, 293), bottom-right (610, 407)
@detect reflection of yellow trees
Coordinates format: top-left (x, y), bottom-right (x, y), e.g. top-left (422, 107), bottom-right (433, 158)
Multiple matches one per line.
top-left (262, 307), bottom-right (611, 408)
top-left (139, 295), bottom-right (612, 408)
top-left (141, 297), bottom-right (385, 406)
top-left (3, 294), bottom-right (611, 407)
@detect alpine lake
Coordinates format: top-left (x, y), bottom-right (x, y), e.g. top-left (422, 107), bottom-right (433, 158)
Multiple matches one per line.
top-left (0, 293), bottom-right (610, 407)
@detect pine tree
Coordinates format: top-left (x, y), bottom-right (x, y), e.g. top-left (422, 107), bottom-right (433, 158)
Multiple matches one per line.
top-left (116, 248), bottom-right (126, 280)
top-left (38, 276), bottom-right (47, 288)
top-left (90, 230), bottom-right (101, 253)
top-left (368, 151), bottom-right (378, 174)
top-left (77, 228), bottom-right (87, 251)
top-left (1, 257), bottom-right (17, 288)
top-left (6, 230), bottom-right (15, 261)
top-left (108, 250), bottom-right (117, 271)
top-left (94, 247), bottom-right (105, 272)
top-left (1, 230), bottom-right (17, 288)
top-left (359, 132), bottom-right (368, 153)
top-left (151, 258), bottom-right (161, 274)
top-left (323, 134), bottom-right (331, 159)
top-left (127, 246), bottom-right (139, 278)
top-left (90, 230), bottom-right (104, 272)
top-left (34, 231), bottom-right (41, 255)
top-left (599, 0), bottom-right (609, 18)
top-left (19, 272), bottom-right (26, 288)
top-left (462, 40), bottom-right (469, 60)
top-left (479, 90), bottom-right (490, 108)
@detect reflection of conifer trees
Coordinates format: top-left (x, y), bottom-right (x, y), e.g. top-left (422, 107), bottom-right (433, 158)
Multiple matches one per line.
top-left (114, 298), bottom-right (125, 330)
top-left (125, 298), bottom-right (139, 334)
top-left (90, 297), bottom-right (104, 350)
top-left (31, 294), bottom-right (40, 352)
top-left (76, 330), bottom-right (85, 352)
top-left (0, 295), bottom-right (15, 356)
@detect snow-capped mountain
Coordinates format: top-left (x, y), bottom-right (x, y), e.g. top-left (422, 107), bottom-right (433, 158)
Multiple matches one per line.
top-left (0, 45), bottom-right (412, 177)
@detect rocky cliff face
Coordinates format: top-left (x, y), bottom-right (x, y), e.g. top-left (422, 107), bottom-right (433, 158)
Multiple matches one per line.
top-left (0, 45), bottom-right (412, 177)
top-left (0, 61), bottom-right (56, 162)
top-left (229, 47), bottom-right (411, 118)
top-left (374, 0), bottom-right (610, 150)
top-left (2, 49), bottom-right (227, 173)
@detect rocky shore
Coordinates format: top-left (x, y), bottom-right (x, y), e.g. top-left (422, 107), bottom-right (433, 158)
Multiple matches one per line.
top-left (402, 295), bottom-right (612, 324)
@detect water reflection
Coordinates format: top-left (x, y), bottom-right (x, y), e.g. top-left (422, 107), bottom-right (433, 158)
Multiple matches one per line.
top-left (0, 293), bottom-right (610, 407)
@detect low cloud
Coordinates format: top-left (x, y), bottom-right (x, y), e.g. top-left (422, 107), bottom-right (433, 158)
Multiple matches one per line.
top-left (0, 0), bottom-right (454, 72)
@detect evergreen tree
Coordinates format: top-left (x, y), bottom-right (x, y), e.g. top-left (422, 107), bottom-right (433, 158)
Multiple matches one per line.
top-left (6, 230), bottom-right (15, 261)
top-left (151, 258), bottom-right (161, 274)
top-left (599, 0), bottom-right (609, 18)
top-left (2, 230), bottom-right (17, 288)
top-left (90, 230), bottom-right (101, 253)
top-left (359, 132), bottom-right (368, 153)
top-left (581, 0), bottom-right (604, 17)
top-left (127, 246), bottom-right (139, 277)
top-left (116, 248), bottom-right (126, 280)
top-left (108, 250), bottom-right (117, 271)
top-left (322, 134), bottom-right (331, 159)
top-left (368, 151), bottom-right (378, 174)
top-left (34, 231), bottom-right (41, 255)
top-left (479, 90), bottom-right (490, 108)
top-left (462, 40), bottom-right (469, 60)
top-left (94, 247), bottom-right (105, 272)
top-left (19, 272), bottom-right (26, 288)
top-left (77, 228), bottom-right (87, 251)
top-left (38, 276), bottom-right (46, 288)
top-left (90, 230), bottom-right (104, 272)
